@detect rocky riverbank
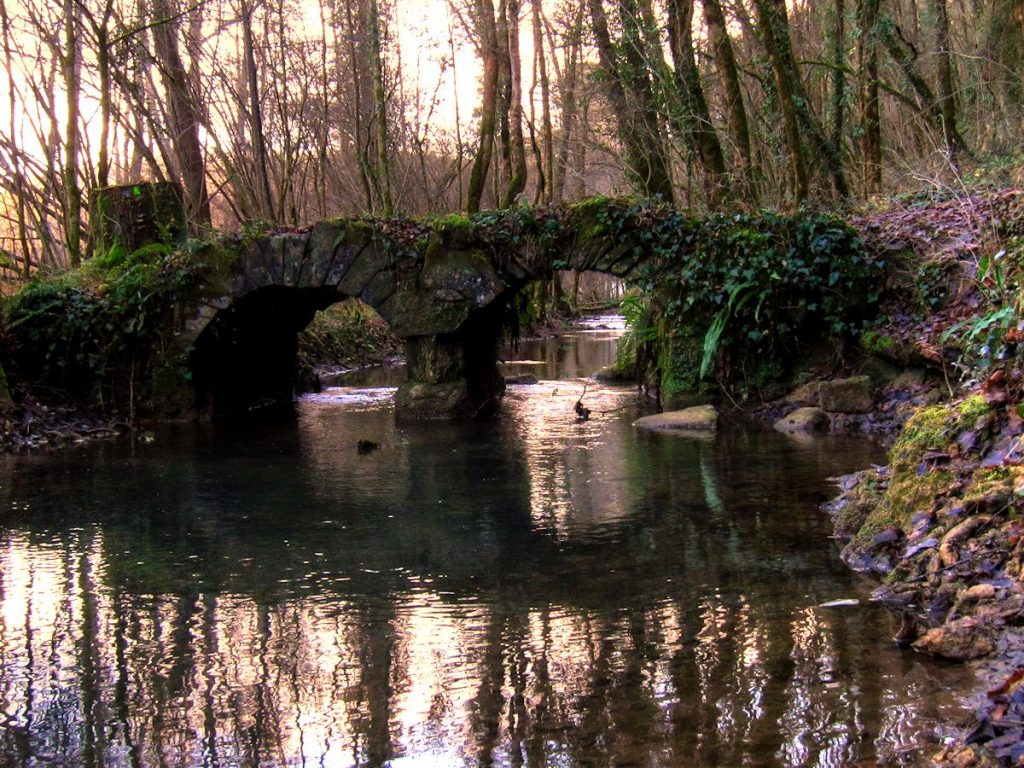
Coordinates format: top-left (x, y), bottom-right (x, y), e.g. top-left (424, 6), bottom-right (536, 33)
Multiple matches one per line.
top-left (822, 388), bottom-right (1024, 765)
top-left (0, 398), bottom-right (127, 452)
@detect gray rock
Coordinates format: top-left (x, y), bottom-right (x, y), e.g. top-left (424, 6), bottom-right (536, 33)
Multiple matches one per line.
top-left (819, 375), bottom-right (874, 414)
top-left (634, 404), bottom-right (718, 432)
top-left (889, 368), bottom-right (927, 391)
top-left (784, 380), bottom-right (820, 406)
top-left (774, 406), bottom-right (830, 433)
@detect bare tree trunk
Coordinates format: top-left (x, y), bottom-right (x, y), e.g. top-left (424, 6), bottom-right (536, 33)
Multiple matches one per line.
top-left (829, 0), bottom-right (846, 148)
top-left (858, 0), bottom-right (882, 193)
top-left (587, 0), bottom-right (673, 201)
top-left (87, 0), bottom-right (115, 192)
top-left (62, 0), bottom-right (82, 266)
top-left (546, 0), bottom-right (583, 201)
top-left (931, 0), bottom-right (960, 167)
top-left (703, 0), bottom-right (754, 202)
top-left (532, 0), bottom-right (553, 203)
top-left (495, 0), bottom-right (512, 196)
top-left (448, 6), bottom-right (465, 208)
top-left (0, 0), bottom-right (32, 274)
top-left (467, 0), bottom-right (499, 212)
top-left (666, 0), bottom-right (731, 207)
top-left (150, 0), bottom-right (211, 227)
top-left (752, 0), bottom-right (807, 204)
top-left (241, 0), bottom-right (275, 220)
top-left (754, 0), bottom-right (848, 202)
top-left (860, 0), bottom-right (884, 193)
top-left (366, 0), bottom-right (393, 213)
top-left (336, 0), bottom-right (374, 210)
top-left (500, 0), bottom-right (527, 207)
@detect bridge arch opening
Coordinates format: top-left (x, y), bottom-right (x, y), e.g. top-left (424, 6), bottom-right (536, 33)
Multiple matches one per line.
top-left (190, 285), bottom-right (343, 416)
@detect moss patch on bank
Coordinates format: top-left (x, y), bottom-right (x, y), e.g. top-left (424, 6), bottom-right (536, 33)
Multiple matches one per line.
top-left (2, 242), bottom-right (206, 413)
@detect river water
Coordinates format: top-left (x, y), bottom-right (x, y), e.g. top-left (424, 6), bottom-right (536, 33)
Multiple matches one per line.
top-left (0, 318), bottom-right (973, 767)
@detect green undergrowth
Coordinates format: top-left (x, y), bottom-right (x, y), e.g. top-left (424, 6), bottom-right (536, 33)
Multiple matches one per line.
top-left (297, 300), bottom-right (401, 374)
top-left (592, 199), bottom-right (884, 402)
top-left (1, 241), bottom-right (205, 410)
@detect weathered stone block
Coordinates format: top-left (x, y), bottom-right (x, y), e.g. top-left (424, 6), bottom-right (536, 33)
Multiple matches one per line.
top-left (395, 381), bottom-right (475, 419)
top-left (819, 376), bottom-right (874, 413)
top-left (774, 406), bottom-right (830, 433)
top-left (784, 381), bottom-right (821, 406)
top-left (633, 404), bottom-right (718, 432)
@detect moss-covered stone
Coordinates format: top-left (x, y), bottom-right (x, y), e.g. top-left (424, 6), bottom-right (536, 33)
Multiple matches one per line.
top-left (633, 404), bottom-right (718, 432)
top-left (891, 395), bottom-right (991, 473)
top-left (819, 375), bottom-right (874, 413)
top-left (840, 395), bottom-right (997, 556)
top-left (429, 214), bottom-right (476, 247)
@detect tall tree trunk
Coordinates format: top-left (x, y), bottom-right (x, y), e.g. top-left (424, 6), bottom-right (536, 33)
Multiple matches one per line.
top-left (366, 0), bottom-right (393, 213)
top-left (752, 0), bottom-right (807, 204)
top-left (338, 0), bottom-right (375, 211)
top-left (241, 0), bottom-right (275, 221)
top-left (62, 0), bottom-right (82, 266)
top-left (93, 0), bottom-right (115, 191)
top-left (0, 0), bottom-right (32, 274)
top-left (666, 0), bottom-right (731, 207)
top-left (703, 0), bottom-right (754, 202)
top-left (754, 0), bottom-right (849, 202)
top-left (616, 0), bottom-right (674, 201)
top-left (500, 0), bottom-right (527, 206)
top-left (547, 0), bottom-right (583, 202)
top-left (587, 0), bottom-right (673, 201)
top-left (931, 0), bottom-right (960, 166)
top-left (532, 0), bottom-right (553, 204)
top-left (467, 0), bottom-right (500, 212)
top-left (829, 0), bottom-right (846, 148)
top-left (495, 0), bottom-right (512, 195)
top-left (858, 0), bottom-right (882, 193)
top-left (150, 0), bottom-right (211, 227)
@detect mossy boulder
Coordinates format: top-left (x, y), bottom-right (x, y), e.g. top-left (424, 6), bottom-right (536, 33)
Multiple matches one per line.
top-left (819, 375), bottom-right (874, 413)
top-left (634, 404), bottom-right (718, 432)
top-left (841, 395), bottom-right (995, 560)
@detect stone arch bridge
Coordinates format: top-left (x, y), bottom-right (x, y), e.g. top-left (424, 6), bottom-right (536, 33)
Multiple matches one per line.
top-left (167, 203), bottom-right (648, 420)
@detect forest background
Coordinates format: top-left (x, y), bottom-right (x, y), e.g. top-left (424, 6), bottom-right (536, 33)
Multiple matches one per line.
top-left (0, 0), bottom-right (1020, 280)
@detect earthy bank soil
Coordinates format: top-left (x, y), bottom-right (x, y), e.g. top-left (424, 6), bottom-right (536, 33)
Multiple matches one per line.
top-left (0, 398), bottom-right (127, 452)
top-left (812, 188), bottom-right (1024, 766)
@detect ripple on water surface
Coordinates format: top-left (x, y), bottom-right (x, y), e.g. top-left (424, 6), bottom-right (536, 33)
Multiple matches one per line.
top-left (0, 320), bottom-right (974, 767)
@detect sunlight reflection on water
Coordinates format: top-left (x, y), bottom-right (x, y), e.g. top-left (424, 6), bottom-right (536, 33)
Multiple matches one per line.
top-left (0, 316), bottom-right (974, 767)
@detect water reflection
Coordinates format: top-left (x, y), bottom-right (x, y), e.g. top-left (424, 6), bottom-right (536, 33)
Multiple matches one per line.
top-left (0, 324), bottom-right (972, 767)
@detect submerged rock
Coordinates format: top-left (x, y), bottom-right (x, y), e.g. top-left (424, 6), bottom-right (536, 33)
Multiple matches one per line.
top-left (633, 404), bottom-right (718, 433)
top-left (774, 406), bottom-right (830, 433)
top-left (913, 616), bottom-right (998, 660)
top-left (505, 374), bottom-right (539, 385)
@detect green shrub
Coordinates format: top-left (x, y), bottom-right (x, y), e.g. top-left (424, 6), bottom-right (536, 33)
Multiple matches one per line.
top-left (591, 199), bottom-right (884, 393)
top-left (4, 246), bottom-right (199, 408)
